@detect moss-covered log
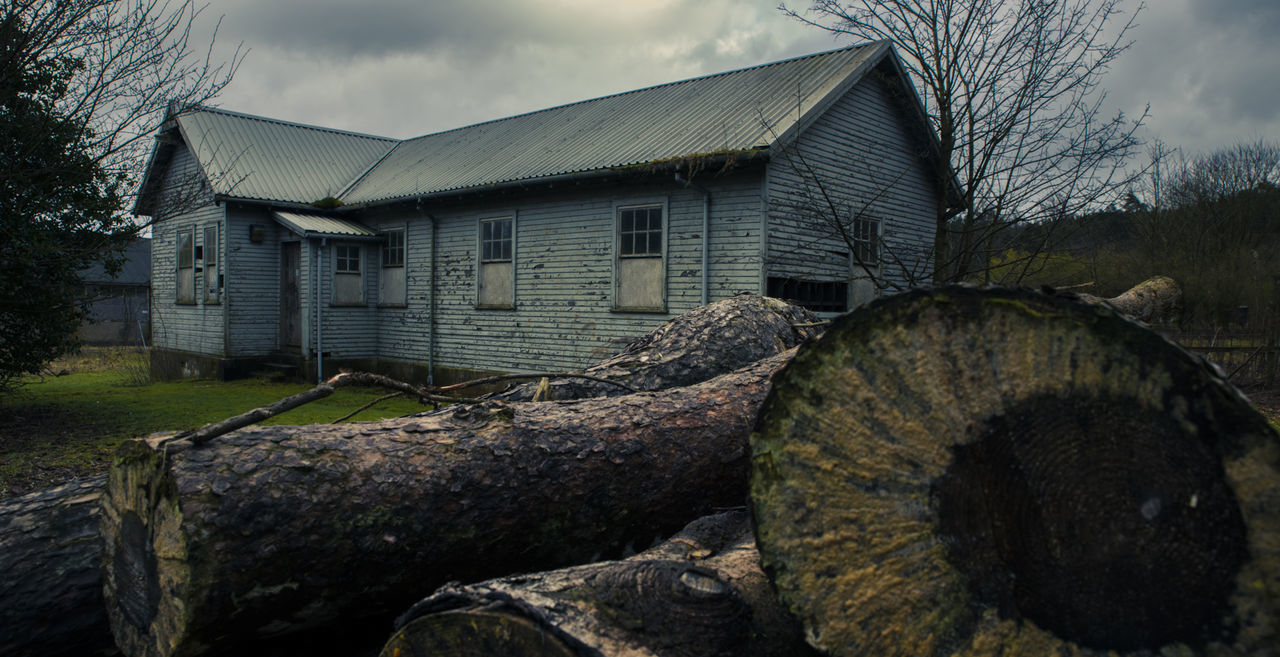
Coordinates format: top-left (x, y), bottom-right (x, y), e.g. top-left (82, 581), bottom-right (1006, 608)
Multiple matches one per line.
top-left (382, 511), bottom-right (818, 657)
top-left (750, 286), bottom-right (1279, 657)
top-left (100, 351), bottom-right (792, 657)
top-left (490, 294), bottom-right (819, 401)
top-left (0, 475), bottom-right (118, 657)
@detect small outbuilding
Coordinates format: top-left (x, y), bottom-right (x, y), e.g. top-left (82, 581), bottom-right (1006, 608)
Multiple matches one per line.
top-left (78, 238), bottom-right (151, 346)
top-left (134, 42), bottom-right (958, 382)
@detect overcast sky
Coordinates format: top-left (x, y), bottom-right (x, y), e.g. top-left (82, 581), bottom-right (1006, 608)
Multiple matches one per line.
top-left (188, 0), bottom-right (1278, 162)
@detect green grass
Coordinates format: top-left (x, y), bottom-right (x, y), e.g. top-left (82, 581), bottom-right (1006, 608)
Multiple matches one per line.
top-left (0, 348), bottom-right (431, 497)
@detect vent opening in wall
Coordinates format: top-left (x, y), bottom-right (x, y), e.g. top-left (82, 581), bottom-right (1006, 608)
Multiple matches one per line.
top-left (767, 277), bottom-right (848, 313)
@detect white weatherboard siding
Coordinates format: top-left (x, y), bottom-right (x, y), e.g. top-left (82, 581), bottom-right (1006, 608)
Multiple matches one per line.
top-left (225, 205), bottom-right (284, 357)
top-left (766, 69), bottom-right (938, 292)
top-left (365, 173), bottom-right (764, 375)
top-left (150, 203), bottom-right (226, 356)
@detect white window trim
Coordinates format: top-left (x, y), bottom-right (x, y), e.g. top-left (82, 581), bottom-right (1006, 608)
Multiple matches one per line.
top-left (475, 213), bottom-right (516, 310)
top-left (331, 242), bottom-right (366, 307)
top-left (175, 226), bottom-right (195, 305)
top-left (379, 225), bottom-right (407, 307)
top-left (612, 198), bottom-right (668, 313)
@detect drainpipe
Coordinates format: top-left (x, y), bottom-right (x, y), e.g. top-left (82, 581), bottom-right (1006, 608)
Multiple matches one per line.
top-left (316, 237), bottom-right (326, 382)
top-left (417, 198), bottom-right (437, 385)
top-left (675, 171), bottom-right (711, 305)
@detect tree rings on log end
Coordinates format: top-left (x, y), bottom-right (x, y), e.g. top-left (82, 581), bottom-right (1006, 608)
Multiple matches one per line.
top-left (100, 437), bottom-right (194, 657)
top-left (749, 286), bottom-right (1280, 657)
top-left (381, 610), bottom-right (579, 657)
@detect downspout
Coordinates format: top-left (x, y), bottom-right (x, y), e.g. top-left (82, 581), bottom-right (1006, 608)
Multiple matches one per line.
top-left (316, 237), bottom-right (326, 382)
top-left (675, 172), bottom-right (711, 305)
top-left (417, 198), bottom-right (436, 385)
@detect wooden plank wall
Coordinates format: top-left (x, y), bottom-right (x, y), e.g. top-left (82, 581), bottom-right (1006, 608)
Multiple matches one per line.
top-left (765, 65), bottom-right (939, 294)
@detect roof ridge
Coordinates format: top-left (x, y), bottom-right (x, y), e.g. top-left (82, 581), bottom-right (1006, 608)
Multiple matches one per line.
top-left (181, 105), bottom-right (399, 143)
top-left (396, 43), bottom-right (875, 145)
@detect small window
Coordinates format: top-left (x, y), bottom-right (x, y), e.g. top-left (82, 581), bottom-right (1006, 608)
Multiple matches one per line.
top-left (768, 277), bottom-right (849, 314)
top-left (852, 217), bottom-right (880, 266)
top-left (176, 228), bottom-right (195, 304)
top-left (380, 228), bottom-right (406, 306)
top-left (615, 203), bottom-right (665, 311)
top-left (481, 218), bottom-right (513, 262)
top-left (333, 244), bottom-right (364, 306)
top-left (203, 225), bottom-right (220, 304)
top-left (382, 229), bottom-right (405, 268)
top-left (478, 217), bottom-right (514, 308)
top-left (619, 206), bottom-right (663, 257)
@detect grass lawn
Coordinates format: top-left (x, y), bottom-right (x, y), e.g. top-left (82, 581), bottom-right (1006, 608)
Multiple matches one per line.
top-left (0, 347), bottom-right (431, 498)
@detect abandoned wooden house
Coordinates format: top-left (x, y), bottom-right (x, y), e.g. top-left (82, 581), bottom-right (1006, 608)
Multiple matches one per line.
top-left (134, 42), bottom-right (957, 383)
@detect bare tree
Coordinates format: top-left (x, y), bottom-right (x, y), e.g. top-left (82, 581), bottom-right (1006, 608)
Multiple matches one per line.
top-left (781, 0), bottom-right (1146, 283)
top-left (0, 0), bottom-right (242, 388)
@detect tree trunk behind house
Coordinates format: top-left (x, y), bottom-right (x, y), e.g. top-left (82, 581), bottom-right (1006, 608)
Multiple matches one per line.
top-left (0, 475), bottom-right (118, 657)
top-left (750, 285), bottom-right (1280, 657)
top-left (490, 294), bottom-right (819, 401)
top-left (382, 511), bottom-right (819, 657)
top-left (99, 351), bottom-right (791, 657)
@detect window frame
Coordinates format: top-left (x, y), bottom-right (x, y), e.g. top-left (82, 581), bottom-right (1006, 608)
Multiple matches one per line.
top-left (476, 215), bottom-right (516, 310)
top-left (331, 243), bottom-right (365, 306)
top-left (379, 227), bottom-right (407, 307)
top-left (202, 224), bottom-right (221, 304)
top-left (612, 199), bottom-right (667, 313)
top-left (175, 227), bottom-right (195, 305)
top-left (851, 216), bottom-right (881, 268)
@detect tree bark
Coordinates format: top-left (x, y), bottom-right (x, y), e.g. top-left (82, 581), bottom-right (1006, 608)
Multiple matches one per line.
top-left (750, 285), bottom-right (1280, 657)
top-left (0, 474), bottom-right (119, 657)
top-left (382, 511), bottom-right (819, 657)
top-left (489, 294), bottom-right (819, 401)
top-left (100, 351), bottom-right (792, 657)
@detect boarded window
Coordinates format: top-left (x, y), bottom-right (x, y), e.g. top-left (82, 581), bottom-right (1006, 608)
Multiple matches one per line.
top-left (615, 204), bottom-right (664, 310)
top-left (333, 244), bottom-right (364, 306)
top-left (852, 217), bottom-right (880, 266)
top-left (203, 225), bottom-right (220, 303)
top-left (478, 217), bottom-right (514, 308)
top-left (380, 228), bottom-right (406, 306)
top-left (176, 228), bottom-right (195, 304)
top-left (767, 277), bottom-right (848, 313)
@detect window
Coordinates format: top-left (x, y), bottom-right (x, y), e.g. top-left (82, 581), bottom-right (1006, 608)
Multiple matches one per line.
top-left (203, 225), bottom-right (220, 303)
top-left (477, 217), bottom-right (514, 308)
top-left (851, 217), bottom-right (880, 266)
top-left (176, 228), bottom-right (195, 304)
top-left (767, 277), bottom-right (849, 314)
top-left (379, 228), bottom-right (406, 306)
top-left (332, 244), bottom-right (364, 306)
top-left (615, 204), bottom-right (664, 310)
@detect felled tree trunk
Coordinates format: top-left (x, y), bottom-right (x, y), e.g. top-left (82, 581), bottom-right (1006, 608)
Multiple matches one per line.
top-left (100, 351), bottom-right (792, 657)
top-left (750, 285), bottom-right (1279, 657)
top-left (382, 511), bottom-right (819, 657)
top-left (490, 294), bottom-right (819, 401)
top-left (1076, 274), bottom-right (1180, 323)
top-left (0, 475), bottom-right (118, 657)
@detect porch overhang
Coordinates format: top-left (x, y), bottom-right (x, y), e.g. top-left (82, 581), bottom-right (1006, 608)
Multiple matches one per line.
top-left (272, 211), bottom-right (382, 241)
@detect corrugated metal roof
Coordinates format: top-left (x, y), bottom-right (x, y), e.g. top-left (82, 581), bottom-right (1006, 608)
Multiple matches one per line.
top-left (341, 43), bottom-right (883, 205)
top-left (176, 109), bottom-right (397, 205)
top-left (273, 211), bottom-right (380, 239)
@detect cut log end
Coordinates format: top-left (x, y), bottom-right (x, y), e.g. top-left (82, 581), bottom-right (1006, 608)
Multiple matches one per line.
top-left (750, 286), bottom-right (1279, 657)
top-left (100, 438), bottom-right (191, 657)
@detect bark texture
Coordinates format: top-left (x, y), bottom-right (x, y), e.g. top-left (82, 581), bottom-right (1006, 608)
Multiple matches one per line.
top-left (383, 511), bottom-right (818, 657)
top-left (490, 294), bottom-right (819, 401)
top-left (750, 285), bottom-right (1280, 657)
top-left (0, 474), bottom-right (118, 657)
top-left (1077, 274), bottom-right (1180, 323)
top-left (100, 351), bottom-right (792, 657)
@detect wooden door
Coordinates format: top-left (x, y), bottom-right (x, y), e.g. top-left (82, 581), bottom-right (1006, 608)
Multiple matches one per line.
top-left (280, 242), bottom-right (302, 347)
